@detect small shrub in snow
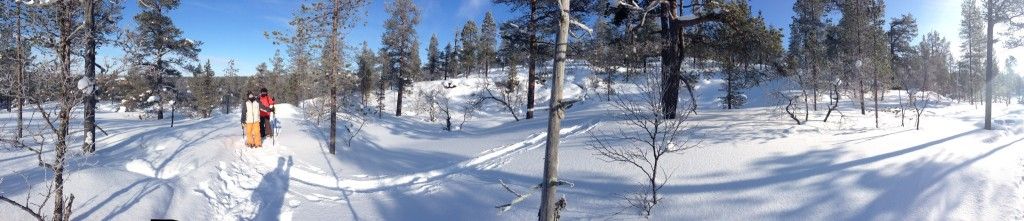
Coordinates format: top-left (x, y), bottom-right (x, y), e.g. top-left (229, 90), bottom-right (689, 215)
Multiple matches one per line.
top-left (587, 74), bottom-right (700, 218)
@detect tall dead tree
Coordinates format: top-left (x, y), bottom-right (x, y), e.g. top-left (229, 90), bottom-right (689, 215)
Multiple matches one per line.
top-left (538, 0), bottom-right (579, 219)
top-left (538, 0), bottom-right (571, 217)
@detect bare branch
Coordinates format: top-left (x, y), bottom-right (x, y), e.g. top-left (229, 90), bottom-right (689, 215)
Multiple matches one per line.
top-left (0, 195), bottom-right (44, 221)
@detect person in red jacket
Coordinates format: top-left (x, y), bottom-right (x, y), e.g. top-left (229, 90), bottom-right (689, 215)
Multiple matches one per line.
top-left (258, 88), bottom-right (276, 138)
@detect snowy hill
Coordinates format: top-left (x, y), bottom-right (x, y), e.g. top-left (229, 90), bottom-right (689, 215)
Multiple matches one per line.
top-left (2, 66), bottom-right (1024, 220)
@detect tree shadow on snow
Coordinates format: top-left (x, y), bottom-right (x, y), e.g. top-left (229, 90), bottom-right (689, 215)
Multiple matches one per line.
top-left (4, 116), bottom-right (234, 220)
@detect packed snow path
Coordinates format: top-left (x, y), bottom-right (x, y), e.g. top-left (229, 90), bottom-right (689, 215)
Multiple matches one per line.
top-left (0, 103), bottom-right (602, 220)
top-left (2, 98), bottom-right (1024, 220)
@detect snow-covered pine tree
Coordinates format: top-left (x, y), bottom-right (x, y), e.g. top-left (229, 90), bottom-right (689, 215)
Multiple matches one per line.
top-left (125, 0), bottom-right (201, 120)
top-left (960, 0), bottom-right (986, 103)
top-left (376, 48), bottom-right (388, 117)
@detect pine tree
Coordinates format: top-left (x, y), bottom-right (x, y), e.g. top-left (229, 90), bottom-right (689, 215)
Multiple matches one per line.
top-left (588, 16), bottom-right (619, 101)
top-left (888, 14), bottom-right (918, 89)
top-left (611, 0), bottom-right (729, 119)
top-left (255, 62), bottom-right (271, 89)
top-left (190, 60), bottom-right (218, 118)
top-left (715, 2), bottom-right (783, 109)
top-left (267, 13), bottom-right (315, 105)
top-left (961, 0), bottom-right (986, 103)
top-left (269, 50), bottom-right (286, 101)
top-left (460, 20), bottom-right (479, 77)
top-left (376, 47), bottom-right (389, 116)
top-left (495, 0), bottom-right (594, 119)
top-left (908, 31), bottom-right (953, 129)
top-left (382, 0), bottom-right (420, 117)
top-left (125, 0), bottom-right (201, 120)
top-left (480, 11), bottom-right (498, 77)
top-left (221, 60), bottom-right (240, 114)
top-left (441, 43), bottom-right (454, 80)
top-left (81, 0), bottom-right (121, 153)
top-left (427, 34), bottom-right (441, 80)
top-left (836, 0), bottom-right (889, 122)
top-left (298, 0), bottom-right (369, 154)
top-left (357, 41), bottom-right (376, 107)
top-left (981, 0), bottom-right (1024, 130)
top-left (789, 0), bottom-right (828, 111)
top-left (887, 14), bottom-right (918, 126)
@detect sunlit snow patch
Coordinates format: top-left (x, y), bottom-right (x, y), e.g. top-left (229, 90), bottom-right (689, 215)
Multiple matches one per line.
top-left (125, 159), bottom-right (188, 179)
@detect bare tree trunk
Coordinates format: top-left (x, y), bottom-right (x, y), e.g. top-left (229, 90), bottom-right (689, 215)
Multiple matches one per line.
top-left (606, 70), bottom-right (613, 101)
top-left (154, 2), bottom-right (166, 120)
top-left (659, 1), bottom-right (682, 119)
top-left (824, 81), bottom-right (840, 122)
top-left (53, 2), bottom-right (76, 218)
top-left (899, 90), bottom-right (906, 126)
top-left (983, 0), bottom-right (994, 130)
top-left (682, 80), bottom-right (698, 115)
top-left (873, 69), bottom-right (879, 128)
top-left (328, 0), bottom-right (341, 154)
top-left (396, 79), bottom-right (404, 116)
top-left (15, 3), bottom-right (25, 139)
top-left (812, 66), bottom-right (818, 111)
top-left (859, 79), bottom-right (865, 115)
top-left (726, 71), bottom-right (733, 109)
top-left (539, 0), bottom-right (570, 219)
top-left (83, 0), bottom-right (98, 153)
top-left (526, 0), bottom-right (537, 120)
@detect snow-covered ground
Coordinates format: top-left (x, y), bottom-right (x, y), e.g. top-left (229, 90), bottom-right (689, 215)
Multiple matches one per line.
top-left (2, 66), bottom-right (1023, 220)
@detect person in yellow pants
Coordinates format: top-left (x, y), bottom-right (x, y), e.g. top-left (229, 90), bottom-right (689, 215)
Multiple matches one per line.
top-left (241, 91), bottom-right (263, 148)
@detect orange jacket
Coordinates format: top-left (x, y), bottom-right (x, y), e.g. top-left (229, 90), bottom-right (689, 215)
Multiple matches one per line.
top-left (259, 95), bottom-right (274, 117)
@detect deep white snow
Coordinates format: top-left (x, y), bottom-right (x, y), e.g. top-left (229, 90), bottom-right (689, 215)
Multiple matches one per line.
top-left (1, 65), bottom-right (1023, 220)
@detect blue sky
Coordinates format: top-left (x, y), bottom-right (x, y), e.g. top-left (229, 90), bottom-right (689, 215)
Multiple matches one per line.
top-left (99, 0), bottom-right (1021, 76)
